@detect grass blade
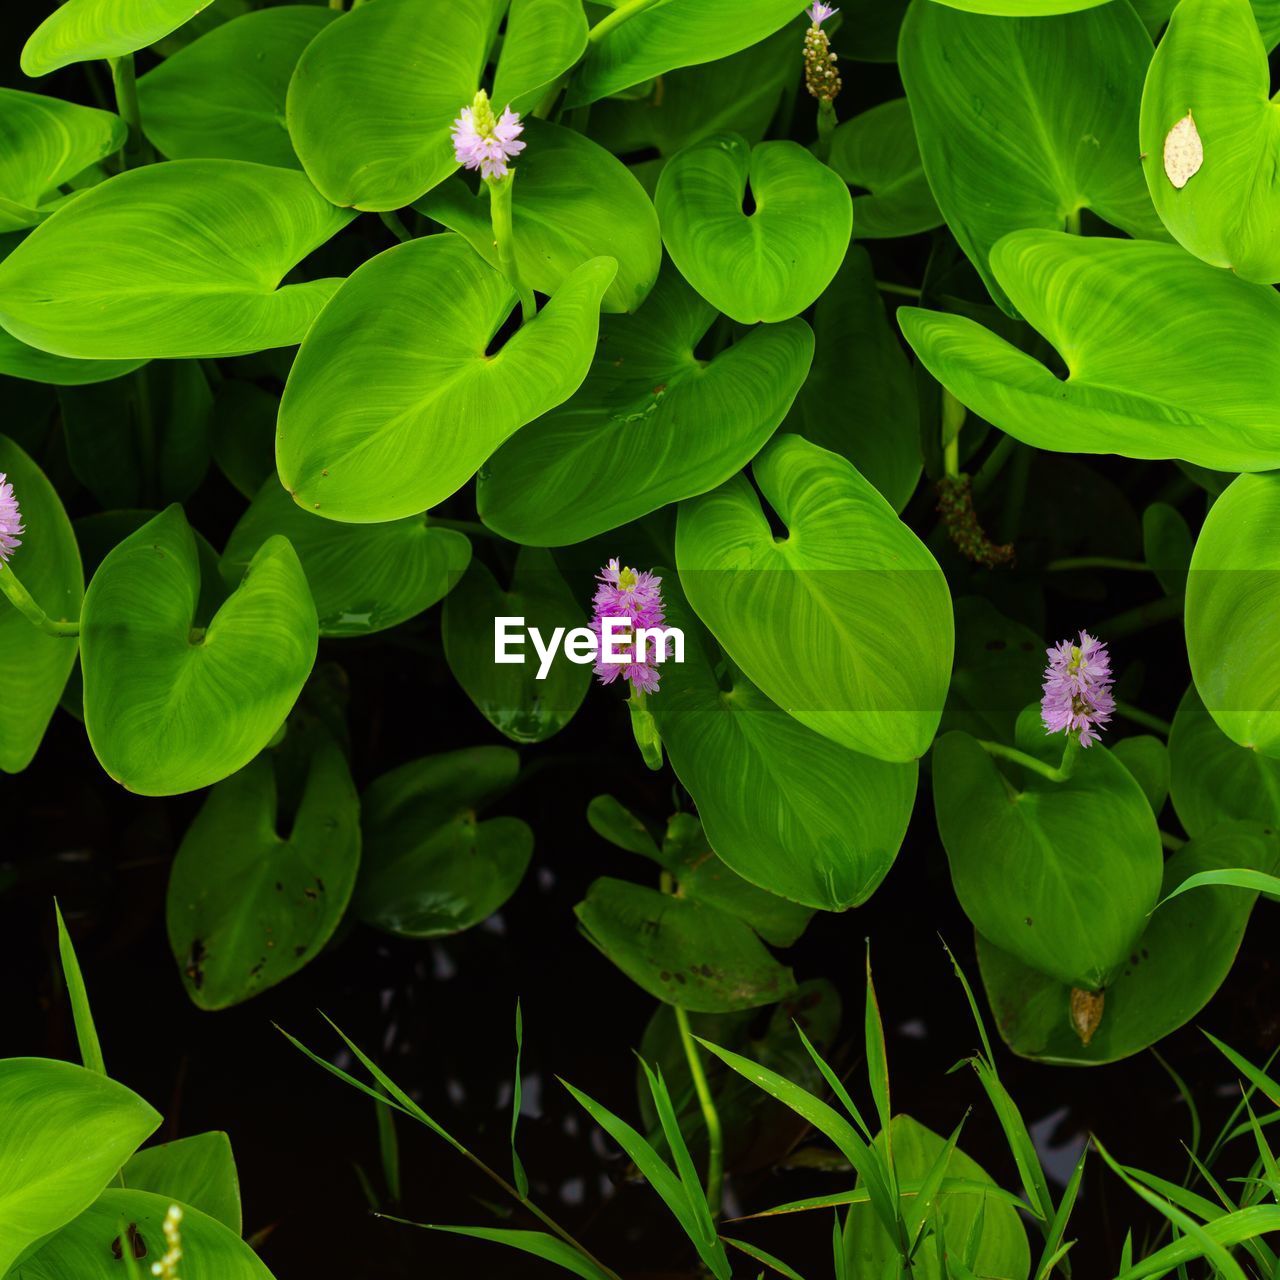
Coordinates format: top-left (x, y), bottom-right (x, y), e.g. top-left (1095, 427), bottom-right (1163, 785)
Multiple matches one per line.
top-left (388, 1223), bottom-right (614, 1280)
top-left (512, 1000), bottom-right (529, 1200)
top-left (720, 1235), bottom-right (809, 1280)
top-left (55, 901), bottom-right (105, 1076)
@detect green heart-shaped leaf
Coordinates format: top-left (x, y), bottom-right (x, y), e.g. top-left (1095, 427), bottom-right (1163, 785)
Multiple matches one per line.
top-left (567, 0), bottom-right (799, 107)
top-left (19, 1189), bottom-right (276, 1280)
top-left (899, 230), bottom-right (1280, 471)
top-left (676, 435), bottom-right (953, 763)
top-left (0, 160), bottom-right (354, 360)
top-left (222, 478), bottom-right (470, 638)
top-left (123, 1133), bottom-right (241, 1233)
top-left (138, 6), bottom-right (337, 168)
top-left (933, 725), bottom-right (1163, 990)
top-left (793, 245), bottom-right (921, 513)
top-left (442, 548), bottom-right (589, 742)
top-left (0, 436), bottom-right (82, 773)
top-left (478, 264), bottom-right (812, 546)
top-left (277, 236), bottom-right (615, 523)
top-left (656, 134), bottom-right (851, 324)
top-left (0, 1059), bottom-right (159, 1275)
top-left (286, 0), bottom-right (501, 210)
top-left (492, 0), bottom-right (588, 116)
top-left (900, 0), bottom-right (1162, 312)
top-left (649, 580), bottom-right (917, 911)
top-left (977, 825), bottom-right (1273, 1064)
top-left (81, 505), bottom-right (317, 795)
top-left (0, 89), bottom-right (125, 230)
top-left (1186, 471), bottom-right (1280, 756)
top-left (828, 99), bottom-right (942, 240)
top-left (417, 120), bottom-right (660, 314)
top-left (575, 877), bottom-right (797, 1013)
top-left (843, 1116), bottom-right (1031, 1279)
top-left (167, 729), bottom-right (360, 1009)
top-left (354, 748), bottom-right (533, 938)
top-left (481, 264), bottom-right (808, 550)
top-left (1170, 685), bottom-right (1280, 836)
top-left (21, 0), bottom-right (216, 76)
top-left (1140, 0), bottom-right (1280, 283)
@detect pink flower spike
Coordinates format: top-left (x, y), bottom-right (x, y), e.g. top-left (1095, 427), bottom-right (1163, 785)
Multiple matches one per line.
top-left (590, 559), bottom-right (670, 695)
top-left (451, 90), bottom-right (526, 181)
top-left (806, 2), bottom-right (837, 25)
top-left (1040, 630), bottom-right (1115, 748)
top-left (0, 472), bottom-right (24, 565)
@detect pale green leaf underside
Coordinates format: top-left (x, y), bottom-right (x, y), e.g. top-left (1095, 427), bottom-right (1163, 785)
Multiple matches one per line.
top-left (278, 235), bottom-right (615, 523)
top-left (0, 159), bottom-right (354, 359)
top-left (899, 230), bottom-right (1280, 472)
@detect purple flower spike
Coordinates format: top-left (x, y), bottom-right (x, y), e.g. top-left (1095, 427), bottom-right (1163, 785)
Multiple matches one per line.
top-left (591, 559), bottom-right (670, 694)
top-left (0, 472), bottom-right (24, 565)
top-left (806, 2), bottom-right (837, 25)
top-left (1041, 630), bottom-right (1115, 748)
top-left (451, 90), bottom-right (526, 180)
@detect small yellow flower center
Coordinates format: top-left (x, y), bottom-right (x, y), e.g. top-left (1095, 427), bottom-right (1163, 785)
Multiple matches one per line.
top-left (618, 566), bottom-right (639, 592)
top-left (470, 90), bottom-right (498, 137)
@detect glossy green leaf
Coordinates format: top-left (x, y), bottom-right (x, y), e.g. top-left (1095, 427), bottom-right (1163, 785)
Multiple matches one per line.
top-left (793, 245), bottom-right (921, 513)
top-left (277, 236), bottom-right (615, 523)
top-left (1140, 0), bottom-right (1280, 283)
top-left (19, 1189), bottom-right (275, 1280)
top-left (843, 1116), bottom-right (1031, 1280)
top-left (21, 0), bottom-right (216, 76)
top-left (442, 548), bottom-right (589, 742)
top-left (1186, 472), bottom-right (1280, 755)
top-left (649, 580), bottom-right (917, 911)
top-left (656, 134), bottom-right (851, 324)
top-left (1170, 685), bottom-right (1280, 837)
top-left (828, 99), bottom-right (942, 240)
top-left (0, 160), bottom-right (354, 360)
top-left (167, 730), bottom-right (360, 1009)
top-left (81, 505), bottom-right (317, 795)
top-left (0, 437), bottom-right (82, 774)
top-left (933, 723), bottom-right (1163, 990)
top-left (492, 0), bottom-right (588, 115)
top-left (940, 597), bottom-right (1044, 743)
top-left (138, 7), bottom-right (336, 167)
top-left (354, 748), bottom-right (532, 938)
top-left (0, 89), bottom-right (125, 230)
top-left (222, 478), bottom-right (470, 638)
top-left (0, 1058), bottom-right (160, 1274)
top-left (478, 263), bottom-right (812, 546)
top-left (0, 330), bottom-right (144, 387)
top-left (1187, 468), bottom-right (1280, 757)
top-left (575, 877), bottom-right (797, 1013)
top-left (676, 434), bottom-right (953, 763)
top-left (978, 825), bottom-right (1274, 1064)
top-left (899, 230), bottom-right (1280, 471)
top-left (417, 120), bottom-right (659, 314)
top-left (60, 361), bottom-right (212, 508)
top-left (123, 1133), bottom-right (241, 1233)
top-left (566, 0), bottom-right (800, 107)
top-left (286, 0), bottom-right (501, 210)
top-left (900, 0), bottom-right (1162, 312)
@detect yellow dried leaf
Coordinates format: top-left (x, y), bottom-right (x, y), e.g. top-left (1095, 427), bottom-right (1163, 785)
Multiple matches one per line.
top-left (1163, 110), bottom-right (1203, 189)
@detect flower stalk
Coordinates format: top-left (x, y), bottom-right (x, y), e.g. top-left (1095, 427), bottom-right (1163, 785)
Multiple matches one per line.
top-left (588, 0), bottom-right (663, 44)
top-left (487, 173), bottom-right (536, 324)
top-left (0, 567), bottom-right (79, 638)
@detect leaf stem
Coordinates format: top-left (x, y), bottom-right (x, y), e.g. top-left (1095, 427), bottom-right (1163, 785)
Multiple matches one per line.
top-left (378, 210), bottom-right (413, 243)
top-left (675, 1004), bottom-right (724, 1221)
top-left (588, 0), bottom-right (662, 44)
top-left (108, 54), bottom-right (150, 165)
top-left (1114, 699), bottom-right (1172, 737)
top-left (0, 566), bottom-right (79, 637)
top-left (486, 172), bottom-right (536, 325)
top-left (977, 739), bottom-right (1071, 784)
top-left (1065, 207), bottom-right (1082, 236)
top-left (875, 280), bottom-right (922, 300)
top-left (1160, 830), bottom-right (1186, 852)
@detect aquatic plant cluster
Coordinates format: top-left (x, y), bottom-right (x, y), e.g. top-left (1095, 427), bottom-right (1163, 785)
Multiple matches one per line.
top-left (1, 0), bottom-right (1279, 1275)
